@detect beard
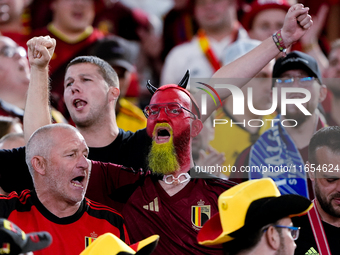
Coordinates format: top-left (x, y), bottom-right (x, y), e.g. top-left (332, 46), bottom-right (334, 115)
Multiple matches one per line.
top-left (274, 232), bottom-right (289, 255)
top-left (148, 124), bottom-right (191, 175)
top-left (315, 181), bottom-right (340, 218)
top-left (71, 97), bottom-right (110, 128)
top-left (284, 104), bottom-right (311, 127)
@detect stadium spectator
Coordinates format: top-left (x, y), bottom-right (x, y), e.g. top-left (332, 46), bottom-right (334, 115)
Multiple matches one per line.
top-left (0, 123), bottom-right (129, 255)
top-left (90, 35), bottom-right (147, 132)
top-left (30, 0), bottom-right (105, 117)
top-left (0, 35), bottom-right (29, 121)
top-left (293, 126), bottom-right (340, 255)
top-left (198, 178), bottom-right (313, 255)
top-left (161, 0), bottom-right (198, 61)
top-left (192, 115), bottom-right (225, 177)
top-left (208, 39), bottom-right (275, 174)
top-left (323, 39), bottom-right (340, 126)
top-left (241, 0), bottom-right (290, 41)
top-left (0, 6), bottom-right (314, 253)
top-left (0, 0), bottom-right (31, 48)
top-left (233, 51), bottom-right (327, 199)
top-left (161, 0), bottom-right (249, 85)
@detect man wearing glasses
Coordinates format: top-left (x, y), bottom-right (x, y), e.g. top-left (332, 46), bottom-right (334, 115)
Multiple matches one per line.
top-left (0, 4), bottom-right (313, 254)
top-left (293, 126), bottom-right (340, 255)
top-left (21, 36), bottom-right (236, 254)
top-left (0, 35), bottom-right (66, 126)
top-left (198, 178), bottom-right (312, 255)
top-left (233, 51), bottom-right (327, 199)
top-left (0, 35), bottom-right (29, 121)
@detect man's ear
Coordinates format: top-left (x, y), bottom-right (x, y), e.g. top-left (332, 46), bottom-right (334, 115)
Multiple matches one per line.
top-left (306, 161), bottom-right (315, 181)
top-left (31, 156), bottom-right (47, 176)
top-left (108, 87), bottom-right (120, 102)
top-left (318, 84), bottom-right (328, 103)
top-left (191, 119), bottom-right (203, 137)
top-left (265, 226), bottom-right (280, 250)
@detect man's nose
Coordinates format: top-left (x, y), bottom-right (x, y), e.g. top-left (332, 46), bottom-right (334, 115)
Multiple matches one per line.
top-left (291, 78), bottom-right (301, 88)
top-left (71, 82), bottom-right (82, 94)
top-left (156, 107), bottom-right (168, 120)
top-left (78, 155), bottom-right (89, 169)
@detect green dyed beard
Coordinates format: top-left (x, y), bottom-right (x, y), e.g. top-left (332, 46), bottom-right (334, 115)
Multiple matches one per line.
top-left (148, 140), bottom-right (180, 175)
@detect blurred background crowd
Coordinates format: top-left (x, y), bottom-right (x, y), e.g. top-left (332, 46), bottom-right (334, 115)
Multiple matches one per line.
top-left (1, 0), bottom-right (340, 178)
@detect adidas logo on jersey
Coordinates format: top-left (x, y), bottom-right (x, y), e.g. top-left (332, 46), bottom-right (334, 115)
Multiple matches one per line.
top-left (305, 247), bottom-right (319, 254)
top-left (143, 197), bottom-right (159, 212)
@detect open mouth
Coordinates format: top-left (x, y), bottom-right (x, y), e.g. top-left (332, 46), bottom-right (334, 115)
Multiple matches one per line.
top-left (155, 127), bottom-right (171, 144)
top-left (73, 99), bottom-right (87, 110)
top-left (332, 196), bottom-right (340, 205)
top-left (71, 175), bottom-right (85, 188)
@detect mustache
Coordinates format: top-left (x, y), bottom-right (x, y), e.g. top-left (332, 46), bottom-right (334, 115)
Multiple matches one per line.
top-left (330, 193), bottom-right (340, 200)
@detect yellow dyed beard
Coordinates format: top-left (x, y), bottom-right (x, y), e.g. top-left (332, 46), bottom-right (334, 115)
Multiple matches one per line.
top-left (148, 123), bottom-right (180, 175)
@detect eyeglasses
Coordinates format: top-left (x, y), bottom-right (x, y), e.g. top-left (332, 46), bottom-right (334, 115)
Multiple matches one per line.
top-left (0, 45), bottom-right (27, 58)
top-left (275, 76), bottom-right (317, 87)
top-left (143, 102), bottom-right (197, 120)
top-left (273, 225), bottom-right (300, 240)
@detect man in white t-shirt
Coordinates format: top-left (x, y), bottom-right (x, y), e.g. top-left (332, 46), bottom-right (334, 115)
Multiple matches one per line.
top-left (161, 0), bottom-right (248, 85)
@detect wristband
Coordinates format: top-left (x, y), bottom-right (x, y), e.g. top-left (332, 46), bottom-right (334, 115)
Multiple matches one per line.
top-left (273, 30), bottom-right (287, 57)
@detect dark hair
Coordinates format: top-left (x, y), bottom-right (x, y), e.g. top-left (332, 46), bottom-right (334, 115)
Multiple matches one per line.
top-left (66, 56), bottom-right (119, 88)
top-left (308, 126), bottom-right (340, 164)
top-left (222, 228), bottom-right (264, 255)
top-left (222, 220), bottom-right (282, 255)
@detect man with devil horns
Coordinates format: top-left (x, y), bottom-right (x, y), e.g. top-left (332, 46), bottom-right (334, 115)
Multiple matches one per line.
top-left (121, 71), bottom-right (236, 254)
top-left (23, 36), bottom-right (236, 254)
top-left (0, 3), bottom-right (312, 254)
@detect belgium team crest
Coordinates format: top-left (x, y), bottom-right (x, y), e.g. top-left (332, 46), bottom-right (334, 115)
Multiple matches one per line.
top-left (85, 232), bottom-right (98, 248)
top-left (191, 200), bottom-right (211, 228)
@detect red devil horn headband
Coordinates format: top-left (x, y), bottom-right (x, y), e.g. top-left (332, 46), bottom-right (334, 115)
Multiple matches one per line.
top-left (146, 70), bottom-right (190, 95)
top-left (145, 70), bottom-right (201, 119)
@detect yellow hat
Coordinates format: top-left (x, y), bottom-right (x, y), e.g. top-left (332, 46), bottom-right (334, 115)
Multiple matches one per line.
top-left (80, 233), bottom-right (159, 255)
top-left (197, 178), bottom-right (313, 245)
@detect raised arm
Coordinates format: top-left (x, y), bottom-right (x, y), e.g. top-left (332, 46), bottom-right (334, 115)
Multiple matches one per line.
top-left (196, 4), bottom-right (313, 123)
top-left (24, 36), bottom-right (56, 143)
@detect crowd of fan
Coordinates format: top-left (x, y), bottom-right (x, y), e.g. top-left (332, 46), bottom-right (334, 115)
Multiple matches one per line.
top-left (1, 0), bottom-right (340, 255)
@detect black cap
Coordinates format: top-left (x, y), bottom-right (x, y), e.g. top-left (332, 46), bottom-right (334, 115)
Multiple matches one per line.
top-left (91, 35), bottom-right (136, 72)
top-left (0, 218), bottom-right (52, 255)
top-left (197, 178), bottom-right (312, 246)
top-left (273, 51), bottom-right (322, 84)
top-left (230, 194), bottom-right (312, 238)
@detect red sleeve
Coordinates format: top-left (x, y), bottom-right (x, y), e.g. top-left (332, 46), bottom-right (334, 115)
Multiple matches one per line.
top-left (86, 161), bottom-right (144, 210)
